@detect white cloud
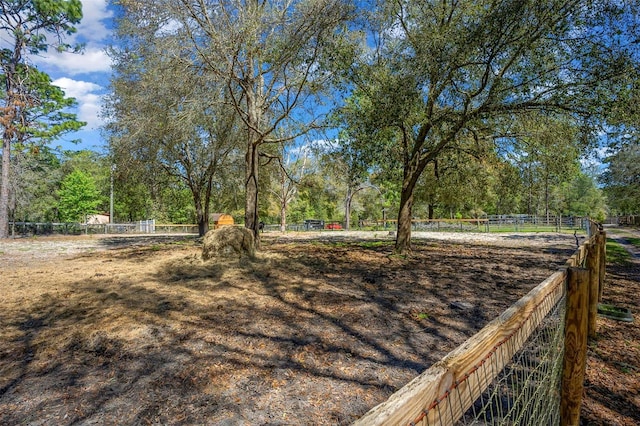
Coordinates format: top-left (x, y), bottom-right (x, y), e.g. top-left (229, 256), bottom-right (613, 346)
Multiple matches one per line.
top-left (75, 0), bottom-right (114, 43)
top-left (156, 18), bottom-right (183, 37)
top-left (41, 47), bottom-right (112, 75)
top-left (53, 78), bottom-right (104, 129)
top-left (33, 0), bottom-right (113, 75)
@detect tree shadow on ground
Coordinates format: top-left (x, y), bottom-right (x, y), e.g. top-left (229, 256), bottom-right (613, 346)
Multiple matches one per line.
top-left (0, 238), bottom-right (572, 425)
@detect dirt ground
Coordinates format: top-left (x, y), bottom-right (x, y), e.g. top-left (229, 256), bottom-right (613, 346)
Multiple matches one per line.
top-left (0, 230), bottom-right (635, 425)
top-left (580, 228), bottom-right (640, 426)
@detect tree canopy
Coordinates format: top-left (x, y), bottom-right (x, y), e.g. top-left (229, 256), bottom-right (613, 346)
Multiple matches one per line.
top-left (57, 169), bottom-right (101, 223)
top-left (4, 0), bottom-right (637, 241)
top-left (106, 2), bottom-right (244, 236)
top-left (602, 143), bottom-right (640, 214)
top-left (337, 0), bottom-right (638, 252)
top-left (168, 0), bottom-right (355, 241)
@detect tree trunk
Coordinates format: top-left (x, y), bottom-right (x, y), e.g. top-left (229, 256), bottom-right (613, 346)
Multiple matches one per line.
top-left (245, 140), bottom-right (260, 244)
top-left (345, 186), bottom-right (352, 231)
top-left (545, 173), bottom-right (550, 225)
top-left (395, 181), bottom-right (416, 254)
top-left (395, 142), bottom-right (434, 254)
top-left (196, 209), bottom-right (207, 237)
top-left (202, 176), bottom-right (213, 237)
top-left (0, 135), bottom-right (11, 239)
top-left (193, 193), bottom-right (206, 237)
top-left (280, 199), bottom-right (287, 233)
top-left (190, 177), bottom-right (212, 238)
top-left (244, 72), bottom-right (263, 247)
top-left (278, 169), bottom-right (288, 233)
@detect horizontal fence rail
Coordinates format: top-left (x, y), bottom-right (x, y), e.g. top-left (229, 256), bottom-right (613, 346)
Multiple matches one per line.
top-left (359, 215), bottom-right (589, 233)
top-left (616, 215), bottom-right (640, 226)
top-left (10, 214), bottom-right (597, 236)
top-left (7, 222), bottom-right (198, 236)
top-left (354, 221), bottom-right (606, 426)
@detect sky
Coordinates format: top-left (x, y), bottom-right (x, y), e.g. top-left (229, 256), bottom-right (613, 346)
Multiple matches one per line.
top-left (33, 0), bottom-right (116, 154)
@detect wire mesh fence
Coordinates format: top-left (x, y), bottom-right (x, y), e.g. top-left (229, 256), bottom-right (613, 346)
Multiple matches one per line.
top-left (403, 273), bottom-right (566, 426)
top-left (10, 214), bottom-right (594, 236)
top-left (454, 292), bottom-right (565, 426)
top-left (345, 215), bottom-right (589, 233)
top-left (355, 223), bottom-right (604, 426)
top-left (8, 221), bottom-right (197, 236)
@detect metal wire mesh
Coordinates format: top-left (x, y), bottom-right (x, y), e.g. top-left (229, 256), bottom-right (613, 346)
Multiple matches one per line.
top-left (413, 290), bottom-right (567, 426)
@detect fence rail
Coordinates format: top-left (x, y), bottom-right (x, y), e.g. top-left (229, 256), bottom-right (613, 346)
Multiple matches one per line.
top-left (354, 221), bottom-right (606, 425)
top-left (359, 215), bottom-right (588, 232)
top-left (10, 215), bottom-right (592, 236)
top-left (617, 215), bottom-right (640, 226)
top-left (8, 221), bottom-right (198, 236)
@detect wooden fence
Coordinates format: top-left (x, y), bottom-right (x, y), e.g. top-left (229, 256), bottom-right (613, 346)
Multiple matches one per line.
top-left (617, 215), bottom-right (640, 226)
top-left (354, 221), bottom-right (606, 426)
top-left (7, 221), bottom-right (199, 236)
top-left (358, 215), bottom-right (588, 232)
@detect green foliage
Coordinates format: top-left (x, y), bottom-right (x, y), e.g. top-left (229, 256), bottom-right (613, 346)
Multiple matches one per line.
top-left (113, 177), bottom-right (154, 222)
top-left (11, 146), bottom-right (62, 222)
top-left (601, 143), bottom-right (640, 214)
top-left (556, 173), bottom-right (607, 221)
top-left (160, 185), bottom-right (196, 224)
top-left (17, 0), bottom-right (626, 234)
top-left (336, 0), bottom-right (636, 252)
top-left (288, 172), bottom-right (341, 223)
top-left (166, 0), bottom-right (356, 235)
top-left (106, 4), bottom-right (245, 235)
top-left (18, 67), bottom-right (85, 139)
top-left (3, 0), bottom-right (83, 54)
top-left (60, 150), bottom-right (110, 209)
top-left (507, 114), bottom-right (578, 213)
top-left (626, 237), bottom-right (640, 249)
top-left (493, 160), bottom-right (523, 215)
top-left (57, 169), bottom-right (101, 223)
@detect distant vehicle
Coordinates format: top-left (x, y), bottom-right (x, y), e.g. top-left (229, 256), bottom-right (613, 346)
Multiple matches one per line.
top-left (325, 222), bottom-right (342, 230)
top-left (303, 219), bottom-right (324, 230)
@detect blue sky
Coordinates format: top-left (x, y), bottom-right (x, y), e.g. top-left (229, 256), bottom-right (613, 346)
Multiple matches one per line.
top-left (33, 0), bottom-right (115, 154)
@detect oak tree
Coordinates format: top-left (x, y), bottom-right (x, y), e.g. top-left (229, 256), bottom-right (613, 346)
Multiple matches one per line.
top-left (171, 0), bottom-right (355, 242)
top-left (340, 0), bottom-right (637, 253)
top-left (106, 4), bottom-right (243, 236)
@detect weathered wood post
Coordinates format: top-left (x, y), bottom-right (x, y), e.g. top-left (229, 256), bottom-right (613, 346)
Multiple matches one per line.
top-left (561, 267), bottom-right (590, 426)
top-left (586, 243), bottom-right (600, 339)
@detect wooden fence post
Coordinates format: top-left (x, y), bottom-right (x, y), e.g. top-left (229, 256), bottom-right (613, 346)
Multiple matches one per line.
top-left (561, 267), bottom-right (590, 426)
top-left (586, 243), bottom-right (600, 339)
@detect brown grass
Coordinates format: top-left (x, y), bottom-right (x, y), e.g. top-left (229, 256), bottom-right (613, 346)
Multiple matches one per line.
top-left (0, 233), bottom-right (619, 425)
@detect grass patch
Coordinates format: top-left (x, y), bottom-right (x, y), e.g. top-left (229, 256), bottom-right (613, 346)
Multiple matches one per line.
top-left (626, 237), bottom-right (640, 248)
top-left (357, 241), bottom-right (393, 249)
top-left (606, 239), bottom-right (632, 265)
top-left (332, 241), bottom-right (349, 248)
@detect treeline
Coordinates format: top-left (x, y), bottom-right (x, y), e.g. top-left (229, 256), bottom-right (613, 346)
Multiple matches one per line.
top-left (101, 0), bottom-right (639, 253)
top-left (7, 141), bottom-right (611, 230)
top-left (7, 147), bottom-right (209, 225)
top-left (2, 1), bottom-right (640, 252)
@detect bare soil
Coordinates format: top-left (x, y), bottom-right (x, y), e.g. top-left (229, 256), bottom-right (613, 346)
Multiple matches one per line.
top-left (581, 228), bottom-right (640, 426)
top-left (0, 231), bottom-right (634, 425)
